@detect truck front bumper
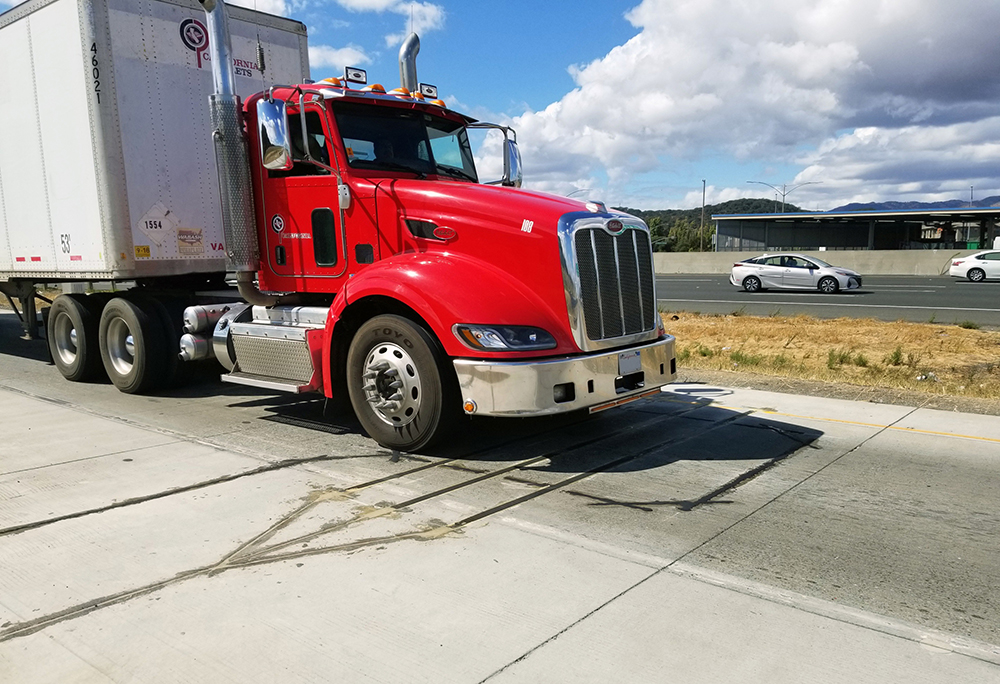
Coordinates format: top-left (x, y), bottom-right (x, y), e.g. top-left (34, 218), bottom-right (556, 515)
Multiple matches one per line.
top-left (453, 336), bottom-right (676, 417)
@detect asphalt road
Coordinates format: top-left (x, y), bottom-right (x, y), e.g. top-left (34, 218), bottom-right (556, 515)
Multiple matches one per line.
top-left (1, 308), bottom-right (999, 683)
top-left (657, 274), bottom-right (1000, 329)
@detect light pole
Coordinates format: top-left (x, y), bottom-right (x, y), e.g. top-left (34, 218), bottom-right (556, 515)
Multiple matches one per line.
top-left (746, 180), bottom-right (821, 212)
top-left (700, 179), bottom-right (706, 252)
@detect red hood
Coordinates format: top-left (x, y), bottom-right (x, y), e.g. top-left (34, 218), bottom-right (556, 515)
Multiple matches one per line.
top-left (370, 180), bottom-right (604, 345)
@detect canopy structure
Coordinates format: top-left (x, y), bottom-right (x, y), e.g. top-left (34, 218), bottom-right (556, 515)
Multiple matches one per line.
top-left (712, 207), bottom-right (1000, 252)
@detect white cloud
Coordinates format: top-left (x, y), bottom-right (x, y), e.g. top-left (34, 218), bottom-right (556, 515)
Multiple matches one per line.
top-left (383, 2), bottom-right (445, 47)
top-left (229, 0), bottom-right (290, 16)
top-left (309, 44), bottom-right (370, 71)
top-left (330, 0), bottom-right (445, 47)
top-left (506, 0), bottom-right (1000, 207)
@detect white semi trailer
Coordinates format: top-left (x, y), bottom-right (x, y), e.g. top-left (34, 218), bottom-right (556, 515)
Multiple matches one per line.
top-left (0, 0), bottom-right (307, 357)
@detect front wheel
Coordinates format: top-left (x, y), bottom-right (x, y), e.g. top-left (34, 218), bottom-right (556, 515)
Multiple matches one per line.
top-left (346, 315), bottom-right (456, 452)
top-left (818, 276), bottom-right (839, 294)
top-left (968, 268), bottom-right (986, 283)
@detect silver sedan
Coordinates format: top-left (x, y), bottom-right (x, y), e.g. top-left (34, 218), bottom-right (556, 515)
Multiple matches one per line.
top-left (730, 253), bottom-right (863, 293)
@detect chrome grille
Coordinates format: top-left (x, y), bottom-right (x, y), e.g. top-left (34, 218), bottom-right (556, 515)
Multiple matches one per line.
top-left (574, 227), bottom-right (655, 342)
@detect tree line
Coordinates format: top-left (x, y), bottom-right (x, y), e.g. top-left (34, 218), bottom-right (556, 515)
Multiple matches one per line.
top-left (614, 198), bottom-right (802, 252)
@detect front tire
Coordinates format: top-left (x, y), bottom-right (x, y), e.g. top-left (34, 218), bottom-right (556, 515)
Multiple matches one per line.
top-left (47, 294), bottom-right (103, 382)
top-left (743, 275), bottom-right (762, 293)
top-left (818, 276), bottom-right (839, 294)
top-left (98, 297), bottom-right (166, 393)
top-left (346, 314), bottom-right (456, 452)
top-left (968, 268), bottom-right (986, 283)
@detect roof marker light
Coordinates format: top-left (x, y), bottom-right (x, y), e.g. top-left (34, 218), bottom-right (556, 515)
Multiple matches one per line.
top-left (388, 87), bottom-right (412, 98)
top-left (430, 99), bottom-right (446, 107)
top-left (319, 77), bottom-right (343, 86)
top-left (362, 83), bottom-right (386, 93)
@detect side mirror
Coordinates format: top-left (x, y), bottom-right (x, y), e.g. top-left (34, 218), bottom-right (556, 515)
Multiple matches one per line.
top-left (502, 139), bottom-right (522, 188)
top-left (256, 99), bottom-right (293, 171)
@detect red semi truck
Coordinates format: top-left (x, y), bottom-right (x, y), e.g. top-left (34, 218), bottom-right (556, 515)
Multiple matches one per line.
top-left (0, 0), bottom-right (676, 451)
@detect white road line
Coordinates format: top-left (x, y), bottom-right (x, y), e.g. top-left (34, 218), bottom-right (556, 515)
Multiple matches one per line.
top-left (874, 284), bottom-right (947, 288)
top-left (657, 298), bottom-right (1000, 313)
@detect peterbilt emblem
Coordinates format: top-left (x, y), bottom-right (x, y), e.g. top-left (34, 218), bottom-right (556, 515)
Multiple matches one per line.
top-left (271, 214), bottom-right (285, 233)
top-left (606, 219), bottom-right (624, 234)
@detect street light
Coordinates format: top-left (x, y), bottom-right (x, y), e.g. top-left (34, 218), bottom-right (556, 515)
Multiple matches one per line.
top-left (746, 180), bottom-right (822, 213)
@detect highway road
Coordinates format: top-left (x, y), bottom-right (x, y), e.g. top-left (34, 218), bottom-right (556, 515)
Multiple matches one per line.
top-left (1, 309), bottom-right (999, 682)
top-left (657, 274), bottom-right (1000, 329)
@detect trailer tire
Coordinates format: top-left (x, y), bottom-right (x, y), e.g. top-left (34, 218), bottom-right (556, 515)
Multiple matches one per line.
top-left (98, 297), bottom-right (166, 394)
top-left (47, 294), bottom-right (103, 382)
top-left (346, 315), bottom-right (456, 452)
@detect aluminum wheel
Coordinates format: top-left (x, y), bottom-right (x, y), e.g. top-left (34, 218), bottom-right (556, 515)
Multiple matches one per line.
top-left (52, 311), bottom-right (80, 367)
top-left (105, 316), bottom-right (136, 377)
top-left (819, 276), bottom-right (839, 294)
top-left (360, 342), bottom-right (422, 427)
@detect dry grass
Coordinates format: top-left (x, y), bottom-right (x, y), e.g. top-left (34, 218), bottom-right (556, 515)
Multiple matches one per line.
top-left (663, 311), bottom-right (1000, 400)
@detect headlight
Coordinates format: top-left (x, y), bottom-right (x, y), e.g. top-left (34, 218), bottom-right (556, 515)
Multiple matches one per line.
top-left (454, 325), bottom-right (557, 351)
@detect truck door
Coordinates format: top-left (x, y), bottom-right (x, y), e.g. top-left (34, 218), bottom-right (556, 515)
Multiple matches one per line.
top-left (259, 106), bottom-right (346, 288)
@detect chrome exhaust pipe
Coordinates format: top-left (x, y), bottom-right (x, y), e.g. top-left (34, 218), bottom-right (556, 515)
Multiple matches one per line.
top-left (198, 0), bottom-right (283, 306)
top-left (399, 33), bottom-right (420, 93)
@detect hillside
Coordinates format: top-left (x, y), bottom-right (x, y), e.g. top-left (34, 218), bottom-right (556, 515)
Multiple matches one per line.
top-left (830, 196), bottom-right (1000, 212)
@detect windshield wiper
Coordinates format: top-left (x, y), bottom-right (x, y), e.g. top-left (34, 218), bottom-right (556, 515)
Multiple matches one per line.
top-left (433, 166), bottom-right (477, 183)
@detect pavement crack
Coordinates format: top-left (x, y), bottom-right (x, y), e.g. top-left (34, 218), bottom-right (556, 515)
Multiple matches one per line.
top-left (0, 454), bottom-right (340, 539)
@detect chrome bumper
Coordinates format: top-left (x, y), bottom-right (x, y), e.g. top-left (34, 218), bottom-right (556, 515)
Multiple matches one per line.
top-left (453, 336), bottom-right (676, 417)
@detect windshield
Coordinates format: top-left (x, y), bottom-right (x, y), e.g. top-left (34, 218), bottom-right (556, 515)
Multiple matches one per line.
top-left (810, 257), bottom-right (832, 267)
top-left (333, 102), bottom-right (478, 182)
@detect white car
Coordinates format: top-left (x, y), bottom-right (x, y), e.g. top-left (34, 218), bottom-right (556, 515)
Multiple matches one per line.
top-left (730, 253), bottom-right (863, 293)
top-left (949, 251), bottom-right (1000, 282)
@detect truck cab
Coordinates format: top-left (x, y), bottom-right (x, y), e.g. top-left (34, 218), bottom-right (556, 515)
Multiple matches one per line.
top-left (209, 76), bottom-right (677, 451)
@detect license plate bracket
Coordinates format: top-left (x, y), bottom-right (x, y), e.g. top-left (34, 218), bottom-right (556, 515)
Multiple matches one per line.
top-left (618, 349), bottom-right (641, 375)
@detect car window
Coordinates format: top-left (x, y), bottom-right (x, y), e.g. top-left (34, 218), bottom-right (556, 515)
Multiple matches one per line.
top-left (786, 257), bottom-right (811, 269)
top-left (763, 256), bottom-right (784, 266)
top-left (983, 252), bottom-right (1000, 261)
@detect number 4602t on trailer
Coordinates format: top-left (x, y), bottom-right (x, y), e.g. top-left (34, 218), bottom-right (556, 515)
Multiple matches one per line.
top-left (0, 0), bottom-right (677, 451)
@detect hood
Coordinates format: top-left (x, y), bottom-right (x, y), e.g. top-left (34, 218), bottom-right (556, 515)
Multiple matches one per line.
top-left (372, 180), bottom-right (637, 337)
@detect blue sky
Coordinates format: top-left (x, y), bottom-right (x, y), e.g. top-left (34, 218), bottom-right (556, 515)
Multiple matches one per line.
top-left (6, 0), bottom-right (1000, 211)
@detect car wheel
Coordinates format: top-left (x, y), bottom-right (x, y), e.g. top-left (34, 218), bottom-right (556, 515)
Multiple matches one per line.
top-left (47, 294), bottom-right (104, 382)
top-left (98, 297), bottom-right (167, 393)
top-left (346, 314), bottom-right (457, 452)
top-left (818, 276), bottom-right (839, 294)
top-left (743, 275), bottom-right (762, 293)
top-left (968, 268), bottom-right (986, 283)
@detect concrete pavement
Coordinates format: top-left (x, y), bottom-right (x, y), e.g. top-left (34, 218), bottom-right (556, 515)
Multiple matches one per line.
top-left (1, 379), bottom-right (999, 683)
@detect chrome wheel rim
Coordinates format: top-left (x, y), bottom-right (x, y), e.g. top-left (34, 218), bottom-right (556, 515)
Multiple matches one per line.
top-left (361, 342), bottom-right (421, 427)
top-left (745, 278), bottom-right (759, 292)
top-left (106, 317), bottom-right (135, 377)
top-left (970, 270), bottom-right (984, 282)
top-left (820, 279), bottom-right (836, 293)
top-left (52, 312), bottom-right (78, 366)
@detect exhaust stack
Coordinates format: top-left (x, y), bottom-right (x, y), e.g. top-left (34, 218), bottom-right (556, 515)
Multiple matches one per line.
top-left (198, 1), bottom-right (281, 306)
top-left (399, 33), bottom-right (420, 92)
